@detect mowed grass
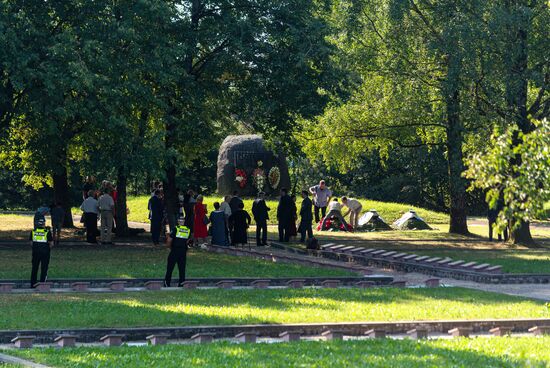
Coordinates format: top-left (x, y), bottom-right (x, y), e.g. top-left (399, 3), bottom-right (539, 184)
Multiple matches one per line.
top-left (86, 195), bottom-right (450, 225)
top-left (0, 246), bottom-right (355, 279)
top-left (415, 249), bottom-right (550, 274)
top-left (0, 288), bottom-right (548, 330)
top-left (9, 337), bottom-right (550, 368)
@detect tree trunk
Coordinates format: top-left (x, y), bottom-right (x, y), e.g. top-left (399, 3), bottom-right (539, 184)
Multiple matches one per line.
top-left (504, 0), bottom-right (535, 245)
top-left (444, 45), bottom-right (469, 235)
top-left (115, 168), bottom-right (129, 237)
top-left (510, 220), bottom-right (537, 246)
top-left (52, 165), bottom-right (74, 228)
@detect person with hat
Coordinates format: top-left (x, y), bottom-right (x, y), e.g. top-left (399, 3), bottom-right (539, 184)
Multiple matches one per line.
top-left (164, 217), bottom-right (191, 287)
top-left (29, 217), bottom-right (53, 288)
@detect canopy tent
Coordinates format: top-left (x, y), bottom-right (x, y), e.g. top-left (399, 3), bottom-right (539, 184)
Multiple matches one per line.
top-left (356, 209), bottom-right (392, 231)
top-left (393, 210), bottom-right (432, 230)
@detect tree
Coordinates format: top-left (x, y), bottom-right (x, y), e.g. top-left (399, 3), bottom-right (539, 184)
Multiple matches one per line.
top-left (301, 0), bottom-right (491, 234)
top-left (465, 119), bottom-right (550, 247)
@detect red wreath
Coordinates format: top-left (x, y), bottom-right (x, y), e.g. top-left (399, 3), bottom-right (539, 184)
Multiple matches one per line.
top-left (317, 217), bottom-right (353, 232)
top-left (235, 168), bottom-right (247, 188)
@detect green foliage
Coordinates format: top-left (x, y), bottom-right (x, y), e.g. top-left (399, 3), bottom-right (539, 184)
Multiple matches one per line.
top-left (0, 288), bottom-right (547, 330)
top-left (465, 119), bottom-right (550, 232)
top-left (9, 337), bottom-right (550, 368)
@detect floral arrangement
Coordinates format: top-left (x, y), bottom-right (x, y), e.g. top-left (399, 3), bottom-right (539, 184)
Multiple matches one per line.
top-left (252, 167), bottom-right (266, 192)
top-left (235, 168), bottom-right (247, 188)
top-left (316, 217), bottom-right (353, 232)
top-left (268, 166), bottom-right (281, 189)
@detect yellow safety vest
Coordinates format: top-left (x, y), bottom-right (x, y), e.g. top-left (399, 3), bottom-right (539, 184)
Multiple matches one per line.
top-left (32, 229), bottom-right (49, 243)
top-left (175, 226), bottom-right (190, 239)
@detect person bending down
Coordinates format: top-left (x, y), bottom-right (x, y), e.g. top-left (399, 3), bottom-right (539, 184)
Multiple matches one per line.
top-left (321, 198), bottom-right (349, 231)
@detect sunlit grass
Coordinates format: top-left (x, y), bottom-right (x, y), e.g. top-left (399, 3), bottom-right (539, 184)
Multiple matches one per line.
top-left (8, 337), bottom-right (550, 368)
top-left (0, 247), bottom-right (355, 279)
top-left (0, 288), bottom-right (548, 330)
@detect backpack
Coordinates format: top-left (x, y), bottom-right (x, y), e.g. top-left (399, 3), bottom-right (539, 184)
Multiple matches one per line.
top-left (306, 237), bottom-right (319, 250)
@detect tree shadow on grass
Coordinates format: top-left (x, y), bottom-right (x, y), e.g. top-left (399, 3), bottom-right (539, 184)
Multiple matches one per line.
top-left (16, 338), bottom-right (550, 368)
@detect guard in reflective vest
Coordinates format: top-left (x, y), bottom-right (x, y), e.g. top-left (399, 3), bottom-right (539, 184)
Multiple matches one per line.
top-left (30, 218), bottom-right (53, 287)
top-left (164, 217), bottom-right (191, 287)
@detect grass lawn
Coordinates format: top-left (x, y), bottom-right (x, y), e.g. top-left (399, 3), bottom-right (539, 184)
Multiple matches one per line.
top-left (7, 337), bottom-right (550, 368)
top-left (0, 288), bottom-right (548, 330)
top-left (73, 195), bottom-right (450, 225)
top-left (414, 249), bottom-right (550, 274)
top-left (0, 245), bottom-right (355, 280)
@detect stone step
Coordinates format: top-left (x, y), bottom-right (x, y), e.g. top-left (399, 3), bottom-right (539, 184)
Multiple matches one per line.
top-left (460, 261), bottom-right (478, 270)
top-left (423, 257), bottom-right (442, 264)
top-left (447, 260), bottom-right (466, 268)
top-left (472, 263), bottom-right (492, 271)
top-left (391, 253), bottom-right (409, 259)
top-left (402, 254), bottom-right (419, 261)
top-left (320, 243), bottom-right (336, 249)
top-left (411, 256), bottom-right (430, 263)
top-left (380, 251), bottom-right (397, 258)
top-left (485, 265), bottom-right (503, 274)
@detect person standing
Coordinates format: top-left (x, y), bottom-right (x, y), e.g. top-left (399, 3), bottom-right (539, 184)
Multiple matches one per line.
top-left (50, 202), bottom-right (65, 246)
top-left (252, 192), bottom-right (270, 246)
top-left (229, 202), bottom-right (251, 246)
top-left (309, 180), bottom-right (332, 223)
top-left (220, 195), bottom-right (232, 219)
top-left (149, 189), bottom-right (164, 245)
top-left (33, 206), bottom-right (50, 229)
top-left (164, 217), bottom-right (190, 287)
top-left (80, 191), bottom-right (99, 244)
top-left (289, 194), bottom-right (298, 240)
top-left (341, 196), bottom-right (363, 229)
top-left (229, 191), bottom-right (243, 214)
top-left (82, 176), bottom-right (96, 200)
top-left (193, 195), bottom-right (209, 246)
top-left (299, 190), bottom-right (313, 243)
top-left (210, 202), bottom-right (229, 246)
top-left (29, 218), bottom-right (53, 288)
top-left (98, 189), bottom-right (115, 245)
top-left (321, 198), bottom-right (349, 231)
top-left (277, 188), bottom-right (293, 242)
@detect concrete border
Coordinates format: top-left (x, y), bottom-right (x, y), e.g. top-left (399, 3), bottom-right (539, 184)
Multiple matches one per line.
top-left (0, 352), bottom-right (52, 368)
top-left (0, 318), bottom-right (548, 344)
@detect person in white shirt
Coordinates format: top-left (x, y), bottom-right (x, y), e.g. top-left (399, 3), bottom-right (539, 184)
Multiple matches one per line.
top-left (320, 198), bottom-right (349, 231)
top-left (98, 189), bottom-right (115, 244)
top-left (341, 196), bottom-right (363, 229)
top-left (219, 195), bottom-right (232, 219)
top-left (80, 191), bottom-right (99, 243)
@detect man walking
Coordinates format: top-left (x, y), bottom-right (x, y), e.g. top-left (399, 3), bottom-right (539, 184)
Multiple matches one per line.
top-left (277, 188), bottom-right (293, 242)
top-left (164, 217), bottom-right (190, 287)
top-left (309, 180), bottom-right (332, 223)
top-left (98, 188), bottom-right (115, 245)
top-left (252, 192), bottom-right (270, 246)
top-left (299, 190), bottom-right (313, 243)
top-left (30, 218), bottom-right (53, 288)
top-left (341, 196), bottom-right (363, 229)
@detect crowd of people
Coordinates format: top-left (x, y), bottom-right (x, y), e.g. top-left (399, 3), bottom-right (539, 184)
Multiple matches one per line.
top-left (80, 177), bottom-right (120, 245)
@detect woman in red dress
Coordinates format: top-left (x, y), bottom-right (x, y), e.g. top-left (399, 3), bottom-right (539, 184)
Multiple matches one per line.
top-left (193, 195), bottom-right (209, 245)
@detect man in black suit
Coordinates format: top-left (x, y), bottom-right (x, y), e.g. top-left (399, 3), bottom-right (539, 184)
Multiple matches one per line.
top-left (299, 190), bottom-right (313, 243)
top-left (252, 192), bottom-right (270, 246)
top-left (277, 188), bottom-right (293, 242)
top-left (229, 190), bottom-right (243, 214)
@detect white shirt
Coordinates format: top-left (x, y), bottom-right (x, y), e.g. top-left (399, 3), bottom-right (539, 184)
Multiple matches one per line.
top-left (344, 198), bottom-right (362, 211)
top-left (81, 197), bottom-right (99, 214)
top-left (328, 201), bottom-right (342, 212)
top-left (219, 201), bottom-right (232, 217)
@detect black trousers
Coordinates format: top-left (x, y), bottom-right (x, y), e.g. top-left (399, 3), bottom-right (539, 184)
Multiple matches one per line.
top-left (314, 206), bottom-right (327, 223)
top-left (31, 247), bottom-right (50, 287)
top-left (299, 221), bottom-right (313, 242)
top-left (488, 219), bottom-right (508, 241)
top-left (164, 247), bottom-right (187, 286)
top-left (278, 220), bottom-right (291, 242)
top-left (84, 212), bottom-right (98, 243)
top-left (151, 218), bottom-right (162, 244)
top-left (256, 220), bottom-right (268, 246)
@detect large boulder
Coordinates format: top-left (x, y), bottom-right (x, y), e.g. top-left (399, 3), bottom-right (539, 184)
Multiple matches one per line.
top-left (216, 135), bottom-right (290, 197)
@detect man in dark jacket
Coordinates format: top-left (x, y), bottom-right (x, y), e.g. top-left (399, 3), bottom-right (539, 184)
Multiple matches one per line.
top-left (149, 189), bottom-right (164, 245)
top-left (299, 190), bottom-right (313, 243)
top-left (252, 192), bottom-right (270, 246)
top-left (277, 188), bottom-right (293, 242)
top-left (229, 191), bottom-right (243, 214)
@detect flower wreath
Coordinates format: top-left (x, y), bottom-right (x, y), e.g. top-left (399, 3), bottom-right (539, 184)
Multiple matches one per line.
top-left (235, 168), bottom-right (247, 188)
top-left (268, 166), bottom-right (281, 189)
top-left (252, 167), bottom-right (266, 192)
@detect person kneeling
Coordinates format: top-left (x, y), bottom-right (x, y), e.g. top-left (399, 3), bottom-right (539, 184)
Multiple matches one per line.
top-left (320, 198), bottom-right (349, 231)
top-left (164, 217), bottom-right (190, 287)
